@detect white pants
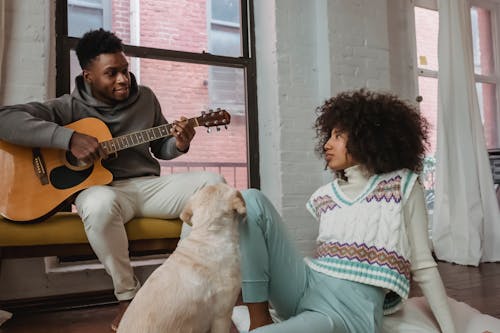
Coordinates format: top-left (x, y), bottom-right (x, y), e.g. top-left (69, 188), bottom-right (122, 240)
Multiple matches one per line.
top-left (74, 171), bottom-right (225, 300)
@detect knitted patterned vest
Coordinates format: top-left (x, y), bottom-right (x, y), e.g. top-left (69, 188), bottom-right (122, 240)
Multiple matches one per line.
top-left (305, 169), bottom-right (418, 314)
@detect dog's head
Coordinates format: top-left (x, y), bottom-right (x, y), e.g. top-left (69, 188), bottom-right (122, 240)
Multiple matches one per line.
top-left (180, 183), bottom-right (246, 231)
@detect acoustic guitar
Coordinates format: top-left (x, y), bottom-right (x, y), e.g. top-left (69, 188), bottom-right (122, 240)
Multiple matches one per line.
top-left (0, 109), bottom-right (230, 223)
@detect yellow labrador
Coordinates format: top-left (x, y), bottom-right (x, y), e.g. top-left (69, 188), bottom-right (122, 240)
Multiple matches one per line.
top-left (118, 183), bottom-right (246, 333)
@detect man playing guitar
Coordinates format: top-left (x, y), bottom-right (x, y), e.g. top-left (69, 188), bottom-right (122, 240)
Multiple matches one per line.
top-left (0, 29), bottom-right (225, 331)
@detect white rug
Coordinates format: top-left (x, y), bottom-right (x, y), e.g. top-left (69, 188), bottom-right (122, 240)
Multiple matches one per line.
top-left (232, 297), bottom-right (500, 333)
top-left (384, 297), bottom-right (500, 333)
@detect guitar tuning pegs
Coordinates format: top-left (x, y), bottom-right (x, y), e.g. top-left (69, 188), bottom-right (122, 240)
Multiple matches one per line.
top-left (207, 128), bottom-right (212, 133)
top-left (216, 126), bottom-right (221, 132)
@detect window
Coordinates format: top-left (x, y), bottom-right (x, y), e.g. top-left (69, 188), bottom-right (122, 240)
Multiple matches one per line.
top-left (413, 1), bottom-right (439, 219)
top-left (208, 0), bottom-right (245, 116)
top-left (67, 0), bottom-right (111, 36)
top-left (413, 0), bottom-right (500, 219)
top-left (470, 3), bottom-right (499, 149)
top-left (56, 0), bottom-right (258, 190)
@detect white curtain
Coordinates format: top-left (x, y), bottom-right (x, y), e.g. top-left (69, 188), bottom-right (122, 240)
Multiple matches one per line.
top-left (432, 0), bottom-right (500, 265)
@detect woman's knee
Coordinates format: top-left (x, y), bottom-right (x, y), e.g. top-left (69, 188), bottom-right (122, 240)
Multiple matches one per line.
top-left (242, 189), bottom-right (277, 213)
top-left (241, 188), bottom-right (266, 206)
top-left (241, 189), bottom-right (276, 228)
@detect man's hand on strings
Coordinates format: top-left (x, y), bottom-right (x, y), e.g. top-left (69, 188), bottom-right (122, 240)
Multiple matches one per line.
top-left (171, 116), bottom-right (195, 152)
top-left (69, 132), bottom-right (107, 165)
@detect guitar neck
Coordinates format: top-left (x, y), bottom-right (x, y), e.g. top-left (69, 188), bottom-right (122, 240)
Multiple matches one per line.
top-left (100, 118), bottom-right (199, 154)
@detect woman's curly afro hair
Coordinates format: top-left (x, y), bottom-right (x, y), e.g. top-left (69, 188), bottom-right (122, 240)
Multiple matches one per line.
top-left (314, 89), bottom-right (430, 174)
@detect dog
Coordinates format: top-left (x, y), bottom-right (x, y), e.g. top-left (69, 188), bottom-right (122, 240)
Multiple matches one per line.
top-left (117, 183), bottom-right (246, 333)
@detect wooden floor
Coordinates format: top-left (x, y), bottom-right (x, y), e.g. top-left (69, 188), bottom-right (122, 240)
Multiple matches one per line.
top-left (0, 261), bottom-right (499, 332)
top-left (410, 261), bottom-right (500, 319)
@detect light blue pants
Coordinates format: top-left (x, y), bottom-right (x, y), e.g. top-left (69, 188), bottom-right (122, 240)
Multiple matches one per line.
top-left (240, 189), bottom-right (385, 333)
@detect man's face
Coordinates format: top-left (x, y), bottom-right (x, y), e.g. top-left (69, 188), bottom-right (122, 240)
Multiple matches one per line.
top-left (83, 52), bottom-right (131, 105)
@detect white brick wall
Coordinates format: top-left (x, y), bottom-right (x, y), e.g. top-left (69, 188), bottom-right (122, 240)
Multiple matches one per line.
top-left (255, 0), bottom-right (327, 255)
top-left (0, 0), bottom-right (54, 104)
top-left (256, 0), bottom-right (394, 255)
top-left (329, 0), bottom-right (391, 93)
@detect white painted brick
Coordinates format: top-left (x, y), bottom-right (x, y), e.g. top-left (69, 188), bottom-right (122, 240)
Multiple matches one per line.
top-left (328, 0), bottom-right (390, 92)
top-left (295, 240), bottom-right (317, 257)
top-left (1, 0), bottom-right (50, 104)
top-left (332, 34), bottom-right (367, 48)
top-left (281, 133), bottom-right (315, 152)
top-left (6, 0), bottom-right (46, 14)
top-left (358, 64), bottom-right (384, 80)
top-left (2, 85), bottom-right (48, 104)
top-left (352, 46), bottom-right (388, 59)
top-left (295, 224), bottom-right (319, 242)
top-left (333, 64), bottom-right (357, 76)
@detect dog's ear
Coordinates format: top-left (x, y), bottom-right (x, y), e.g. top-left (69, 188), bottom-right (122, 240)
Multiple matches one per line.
top-left (233, 191), bottom-right (246, 215)
top-left (180, 202), bottom-right (193, 226)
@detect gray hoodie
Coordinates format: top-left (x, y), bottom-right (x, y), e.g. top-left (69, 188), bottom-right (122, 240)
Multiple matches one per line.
top-left (0, 74), bottom-right (183, 179)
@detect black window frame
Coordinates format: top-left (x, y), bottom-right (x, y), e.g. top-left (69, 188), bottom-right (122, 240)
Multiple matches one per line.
top-left (55, 0), bottom-right (260, 189)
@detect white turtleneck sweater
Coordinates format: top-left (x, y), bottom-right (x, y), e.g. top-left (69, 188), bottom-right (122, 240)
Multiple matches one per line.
top-left (336, 165), bottom-right (455, 333)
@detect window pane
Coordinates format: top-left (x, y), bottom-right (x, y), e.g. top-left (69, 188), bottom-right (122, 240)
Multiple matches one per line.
top-left (417, 76), bottom-right (438, 232)
top-left (67, 0), bottom-right (242, 57)
top-left (471, 7), bottom-right (495, 76)
top-left (68, 4), bottom-right (104, 37)
top-left (209, 67), bottom-right (245, 115)
top-left (476, 82), bottom-right (499, 149)
top-left (70, 50), bottom-right (81, 90)
top-left (209, 25), bottom-right (241, 57)
top-left (211, 0), bottom-right (240, 23)
top-left (418, 76), bottom-right (438, 154)
top-left (414, 7), bottom-right (439, 71)
top-left (69, 52), bottom-right (248, 189)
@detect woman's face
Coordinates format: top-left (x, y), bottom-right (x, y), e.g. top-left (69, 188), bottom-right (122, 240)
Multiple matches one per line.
top-left (323, 128), bottom-right (357, 171)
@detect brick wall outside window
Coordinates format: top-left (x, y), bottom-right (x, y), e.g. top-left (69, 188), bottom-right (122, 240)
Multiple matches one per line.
top-left (111, 0), bottom-right (248, 188)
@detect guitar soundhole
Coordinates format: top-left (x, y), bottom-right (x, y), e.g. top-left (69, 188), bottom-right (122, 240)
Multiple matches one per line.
top-left (50, 165), bottom-right (94, 189)
top-left (65, 151), bottom-right (90, 168)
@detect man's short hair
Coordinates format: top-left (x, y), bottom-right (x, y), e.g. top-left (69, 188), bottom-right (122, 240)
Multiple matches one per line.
top-left (75, 28), bottom-right (124, 69)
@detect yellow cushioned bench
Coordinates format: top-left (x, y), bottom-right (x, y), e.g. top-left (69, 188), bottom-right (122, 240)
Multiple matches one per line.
top-left (0, 213), bottom-right (182, 259)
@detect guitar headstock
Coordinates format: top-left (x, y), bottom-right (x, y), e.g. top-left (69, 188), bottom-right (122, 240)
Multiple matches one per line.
top-left (197, 108), bottom-right (231, 131)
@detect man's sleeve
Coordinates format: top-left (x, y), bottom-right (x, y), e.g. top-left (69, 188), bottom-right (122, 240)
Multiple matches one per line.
top-left (0, 97), bottom-right (75, 150)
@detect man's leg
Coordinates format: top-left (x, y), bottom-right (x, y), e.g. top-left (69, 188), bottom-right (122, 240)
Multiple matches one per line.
top-left (75, 171), bottom-right (223, 297)
top-left (131, 171), bottom-right (225, 218)
top-left (76, 172), bottom-right (222, 292)
top-left (75, 185), bottom-right (139, 301)
top-left (82, 172), bottom-right (223, 330)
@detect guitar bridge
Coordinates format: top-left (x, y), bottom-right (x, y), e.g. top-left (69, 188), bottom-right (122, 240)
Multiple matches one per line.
top-left (32, 148), bottom-right (49, 185)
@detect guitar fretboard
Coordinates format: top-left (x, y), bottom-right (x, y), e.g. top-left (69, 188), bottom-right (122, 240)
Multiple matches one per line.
top-left (100, 118), bottom-right (198, 154)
